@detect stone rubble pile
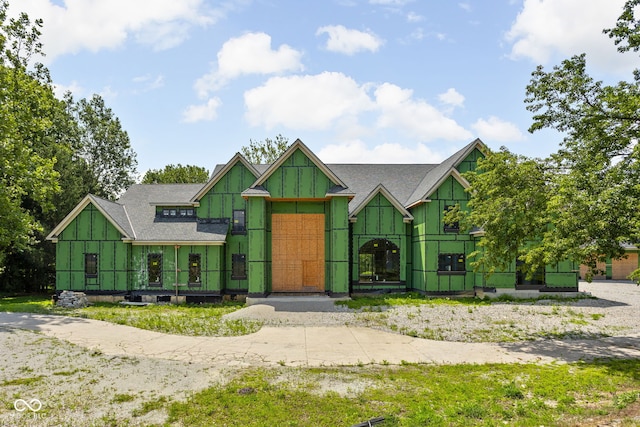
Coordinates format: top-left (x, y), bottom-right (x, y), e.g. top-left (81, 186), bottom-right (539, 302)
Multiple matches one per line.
top-left (56, 291), bottom-right (89, 308)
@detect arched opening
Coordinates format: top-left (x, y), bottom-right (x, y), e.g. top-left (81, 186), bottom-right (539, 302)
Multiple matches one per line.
top-left (358, 239), bottom-right (400, 282)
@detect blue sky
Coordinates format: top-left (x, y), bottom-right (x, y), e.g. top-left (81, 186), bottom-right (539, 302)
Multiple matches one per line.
top-left (11, 0), bottom-right (638, 176)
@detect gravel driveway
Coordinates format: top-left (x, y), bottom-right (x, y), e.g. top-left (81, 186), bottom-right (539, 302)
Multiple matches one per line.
top-left (225, 281), bottom-right (640, 342)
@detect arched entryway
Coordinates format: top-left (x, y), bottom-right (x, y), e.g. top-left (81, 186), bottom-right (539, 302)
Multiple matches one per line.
top-left (358, 239), bottom-right (400, 282)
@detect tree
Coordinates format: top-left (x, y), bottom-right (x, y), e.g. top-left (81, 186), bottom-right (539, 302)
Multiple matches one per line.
top-left (240, 134), bottom-right (290, 164)
top-left (70, 94), bottom-right (138, 200)
top-left (141, 164), bottom-right (210, 184)
top-left (455, 1), bottom-right (640, 282)
top-left (0, 1), bottom-right (139, 292)
top-left (0, 1), bottom-right (59, 273)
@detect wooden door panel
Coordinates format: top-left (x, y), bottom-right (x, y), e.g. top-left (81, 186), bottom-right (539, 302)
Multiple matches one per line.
top-left (272, 214), bottom-right (324, 292)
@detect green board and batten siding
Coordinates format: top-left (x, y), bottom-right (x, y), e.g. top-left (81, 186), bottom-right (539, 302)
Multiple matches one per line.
top-left (351, 192), bottom-right (410, 290)
top-left (410, 176), bottom-right (476, 293)
top-left (197, 161), bottom-right (257, 292)
top-left (55, 203), bottom-right (129, 292)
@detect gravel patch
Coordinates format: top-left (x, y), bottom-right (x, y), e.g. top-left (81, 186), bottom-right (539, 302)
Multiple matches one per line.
top-left (225, 281), bottom-right (640, 343)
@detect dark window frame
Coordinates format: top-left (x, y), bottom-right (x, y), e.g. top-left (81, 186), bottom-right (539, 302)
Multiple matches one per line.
top-left (85, 253), bottom-right (98, 278)
top-left (358, 239), bottom-right (401, 283)
top-left (161, 208), bottom-right (195, 218)
top-left (231, 253), bottom-right (247, 280)
top-left (148, 253), bottom-right (162, 286)
top-left (232, 210), bottom-right (246, 234)
top-left (188, 253), bottom-right (202, 286)
top-left (443, 205), bottom-right (460, 233)
top-left (438, 253), bottom-right (466, 274)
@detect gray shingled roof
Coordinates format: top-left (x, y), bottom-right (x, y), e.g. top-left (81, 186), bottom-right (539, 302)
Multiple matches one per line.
top-left (100, 139), bottom-right (483, 241)
top-left (326, 164), bottom-right (437, 214)
top-left (89, 194), bottom-right (135, 238)
top-left (116, 184), bottom-right (227, 243)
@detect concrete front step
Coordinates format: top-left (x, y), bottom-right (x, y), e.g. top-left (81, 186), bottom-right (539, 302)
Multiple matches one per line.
top-left (246, 295), bottom-right (349, 312)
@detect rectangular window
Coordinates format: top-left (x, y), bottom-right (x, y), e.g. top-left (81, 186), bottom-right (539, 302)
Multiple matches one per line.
top-left (161, 208), bottom-right (195, 218)
top-left (148, 253), bottom-right (162, 286)
top-left (85, 253), bottom-right (98, 277)
top-left (443, 205), bottom-right (460, 232)
top-left (231, 254), bottom-right (247, 279)
top-left (438, 253), bottom-right (465, 273)
top-left (189, 254), bottom-right (201, 285)
top-left (232, 210), bottom-right (246, 234)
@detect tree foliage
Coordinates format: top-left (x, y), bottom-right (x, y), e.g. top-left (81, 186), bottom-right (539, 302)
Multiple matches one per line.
top-left (142, 164), bottom-right (209, 184)
top-left (0, 1), bottom-right (58, 270)
top-left (0, 0), bottom-right (138, 292)
top-left (241, 134), bottom-right (290, 164)
top-left (70, 94), bottom-right (138, 199)
top-left (457, 1), bottom-right (640, 282)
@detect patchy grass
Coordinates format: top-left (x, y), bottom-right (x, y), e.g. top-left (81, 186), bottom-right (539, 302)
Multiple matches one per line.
top-left (0, 295), bottom-right (261, 337)
top-left (337, 292), bottom-right (591, 310)
top-left (167, 359), bottom-right (640, 426)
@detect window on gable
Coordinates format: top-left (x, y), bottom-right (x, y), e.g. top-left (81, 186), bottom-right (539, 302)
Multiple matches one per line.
top-left (161, 208), bottom-right (195, 218)
top-left (232, 210), bottom-right (246, 234)
top-left (438, 253), bottom-right (465, 273)
top-left (148, 253), bottom-right (162, 286)
top-left (231, 254), bottom-right (247, 279)
top-left (443, 205), bottom-right (460, 232)
top-left (85, 253), bottom-right (98, 277)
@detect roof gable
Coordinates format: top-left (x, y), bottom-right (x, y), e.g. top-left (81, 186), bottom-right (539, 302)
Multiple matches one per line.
top-left (406, 138), bottom-right (486, 207)
top-left (250, 139), bottom-right (348, 190)
top-left (192, 153), bottom-right (260, 202)
top-left (46, 195), bottom-right (134, 242)
top-left (350, 184), bottom-right (414, 223)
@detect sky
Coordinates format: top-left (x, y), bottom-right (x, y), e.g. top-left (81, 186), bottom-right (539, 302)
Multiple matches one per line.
top-left (9, 0), bottom-right (639, 176)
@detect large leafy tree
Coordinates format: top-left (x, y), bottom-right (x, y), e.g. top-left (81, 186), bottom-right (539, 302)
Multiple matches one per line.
top-left (0, 2), bottom-right (59, 273)
top-left (0, 0), bottom-right (138, 292)
top-left (70, 94), bottom-right (138, 200)
top-left (456, 1), bottom-right (640, 281)
top-left (241, 134), bottom-right (290, 164)
top-left (141, 164), bottom-right (209, 184)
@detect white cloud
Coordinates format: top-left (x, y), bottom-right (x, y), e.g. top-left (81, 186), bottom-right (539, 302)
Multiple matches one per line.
top-left (318, 139), bottom-right (446, 163)
top-left (52, 80), bottom-right (83, 99)
top-left (182, 98), bottom-right (222, 123)
top-left (10, 0), bottom-right (221, 61)
top-left (459, 2), bottom-right (472, 12)
top-left (370, 0), bottom-right (413, 5)
top-left (406, 12), bottom-right (424, 23)
top-left (316, 25), bottom-right (383, 55)
top-left (133, 74), bottom-right (165, 92)
top-left (374, 83), bottom-right (472, 141)
top-left (471, 116), bottom-right (525, 142)
top-left (438, 88), bottom-right (465, 109)
top-left (194, 32), bottom-right (303, 97)
top-left (505, 0), bottom-right (636, 74)
top-left (244, 72), bottom-right (374, 130)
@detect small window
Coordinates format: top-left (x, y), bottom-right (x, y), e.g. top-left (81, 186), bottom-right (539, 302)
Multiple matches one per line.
top-left (85, 253), bottom-right (98, 277)
top-left (189, 254), bottom-right (201, 285)
top-left (443, 205), bottom-right (459, 232)
top-left (232, 210), bottom-right (246, 234)
top-left (438, 253), bottom-right (465, 273)
top-left (231, 254), bottom-right (247, 279)
top-left (148, 253), bottom-right (162, 286)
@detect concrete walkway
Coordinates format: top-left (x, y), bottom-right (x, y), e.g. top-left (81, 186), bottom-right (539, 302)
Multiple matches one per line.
top-left (1, 312), bottom-right (638, 367)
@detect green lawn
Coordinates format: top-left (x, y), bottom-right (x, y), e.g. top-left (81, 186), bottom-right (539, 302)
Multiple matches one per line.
top-left (0, 295), bottom-right (261, 336)
top-left (166, 360), bottom-right (640, 426)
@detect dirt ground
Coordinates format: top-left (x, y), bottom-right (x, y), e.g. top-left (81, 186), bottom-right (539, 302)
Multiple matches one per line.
top-left (0, 280), bottom-right (638, 426)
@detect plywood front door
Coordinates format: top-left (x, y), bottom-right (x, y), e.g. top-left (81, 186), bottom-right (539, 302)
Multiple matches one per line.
top-left (272, 214), bottom-right (325, 292)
